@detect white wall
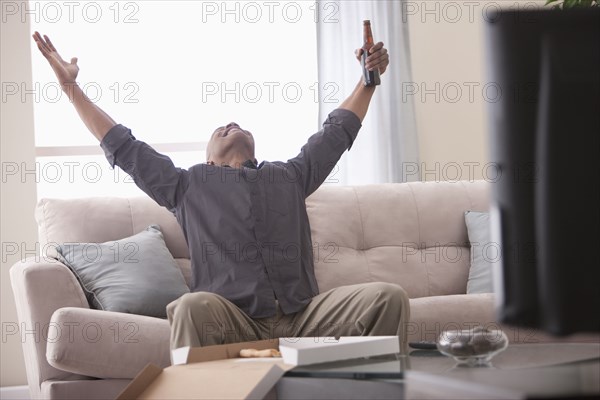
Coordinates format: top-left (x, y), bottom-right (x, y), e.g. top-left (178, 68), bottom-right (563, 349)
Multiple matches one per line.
top-left (1, 6), bottom-right (36, 387)
top-left (407, 0), bottom-right (544, 181)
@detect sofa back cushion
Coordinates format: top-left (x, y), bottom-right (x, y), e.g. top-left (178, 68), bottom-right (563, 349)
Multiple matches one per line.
top-left (306, 181), bottom-right (489, 298)
top-left (36, 181), bottom-right (489, 298)
top-left (36, 196), bottom-right (189, 259)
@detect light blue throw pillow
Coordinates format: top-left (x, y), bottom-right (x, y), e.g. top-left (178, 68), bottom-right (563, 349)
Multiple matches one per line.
top-left (56, 225), bottom-right (189, 318)
top-left (465, 211), bottom-right (495, 294)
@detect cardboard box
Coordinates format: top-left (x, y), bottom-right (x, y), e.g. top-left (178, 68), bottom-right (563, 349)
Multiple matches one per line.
top-left (117, 339), bottom-right (292, 400)
top-left (276, 336), bottom-right (399, 366)
top-left (117, 336), bottom-right (400, 399)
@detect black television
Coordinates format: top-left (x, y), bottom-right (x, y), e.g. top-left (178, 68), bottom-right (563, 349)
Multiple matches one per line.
top-left (485, 8), bottom-right (600, 336)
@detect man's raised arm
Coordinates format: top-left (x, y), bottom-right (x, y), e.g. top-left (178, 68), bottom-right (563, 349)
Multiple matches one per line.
top-left (33, 32), bottom-right (189, 211)
top-left (32, 32), bottom-right (116, 141)
top-left (285, 42), bottom-right (389, 197)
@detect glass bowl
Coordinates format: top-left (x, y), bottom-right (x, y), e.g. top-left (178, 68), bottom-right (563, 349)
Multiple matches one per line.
top-left (436, 327), bottom-right (508, 366)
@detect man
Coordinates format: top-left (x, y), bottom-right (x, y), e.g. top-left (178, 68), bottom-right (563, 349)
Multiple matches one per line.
top-left (33, 31), bottom-right (410, 353)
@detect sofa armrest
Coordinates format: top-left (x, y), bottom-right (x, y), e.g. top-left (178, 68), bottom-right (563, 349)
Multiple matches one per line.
top-left (47, 307), bottom-right (171, 379)
top-left (9, 257), bottom-right (90, 397)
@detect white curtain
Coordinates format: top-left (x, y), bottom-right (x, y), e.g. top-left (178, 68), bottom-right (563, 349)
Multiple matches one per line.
top-left (317, 0), bottom-right (419, 184)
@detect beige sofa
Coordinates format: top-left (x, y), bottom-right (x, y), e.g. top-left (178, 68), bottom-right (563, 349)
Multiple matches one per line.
top-left (10, 180), bottom-right (594, 399)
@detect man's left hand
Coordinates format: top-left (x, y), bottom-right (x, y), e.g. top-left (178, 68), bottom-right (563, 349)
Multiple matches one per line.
top-left (355, 42), bottom-right (389, 75)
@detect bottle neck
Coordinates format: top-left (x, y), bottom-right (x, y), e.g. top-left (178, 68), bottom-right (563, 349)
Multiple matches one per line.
top-left (363, 25), bottom-right (374, 49)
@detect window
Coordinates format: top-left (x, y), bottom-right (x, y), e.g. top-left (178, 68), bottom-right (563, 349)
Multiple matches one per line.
top-left (29, 0), bottom-right (320, 199)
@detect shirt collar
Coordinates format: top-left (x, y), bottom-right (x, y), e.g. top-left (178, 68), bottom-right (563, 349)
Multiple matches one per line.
top-left (242, 159), bottom-right (258, 169)
top-left (207, 159), bottom-right (259, 169)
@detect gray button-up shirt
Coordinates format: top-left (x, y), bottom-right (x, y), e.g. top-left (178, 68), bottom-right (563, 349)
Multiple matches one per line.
top-left (101, 108), bottom-right (361, 318)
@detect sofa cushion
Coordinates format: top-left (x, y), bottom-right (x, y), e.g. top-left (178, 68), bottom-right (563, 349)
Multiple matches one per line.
top-left (55, 225), bottom-right (189, 318)
top-left (46, 307), bottom-right (171, 379)
top-left (465, 211), bottom-right (495, 294)
top-left (36, 196), bottom-right (190, 259)
top-left (175, 258), bottom-right (193, 288)
top-left (407, 293), bottom-right (496, 343)
top-left (307, 181), bottom-right (490, 298)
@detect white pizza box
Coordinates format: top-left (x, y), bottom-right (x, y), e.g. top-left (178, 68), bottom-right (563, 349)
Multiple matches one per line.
top-left (172, 335), bottom-right (400, 367)
top-left (276, 336), bottom-right (400, 366)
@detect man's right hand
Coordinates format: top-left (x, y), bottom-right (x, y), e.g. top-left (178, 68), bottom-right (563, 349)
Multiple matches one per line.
top-left (32, 31), bottom-right (116, 141)
top-left (32, 31), bottom-right (79, 91)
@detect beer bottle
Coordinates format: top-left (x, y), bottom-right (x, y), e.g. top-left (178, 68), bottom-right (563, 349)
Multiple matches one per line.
top-left (361, 20), bottom-right (381, 87)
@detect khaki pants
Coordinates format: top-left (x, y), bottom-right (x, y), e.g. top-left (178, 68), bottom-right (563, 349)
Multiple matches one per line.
top-left (167, 282), bottom-right (410, 354)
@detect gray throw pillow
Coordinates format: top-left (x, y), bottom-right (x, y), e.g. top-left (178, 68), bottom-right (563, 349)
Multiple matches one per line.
top-left (56, 225), bottom-right (189, 318)
top-left (465, 211), bottom-right (495, 294)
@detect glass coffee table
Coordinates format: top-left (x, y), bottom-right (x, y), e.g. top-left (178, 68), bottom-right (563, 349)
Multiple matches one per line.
top-left (275, 343), bottom-right (600, 399)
